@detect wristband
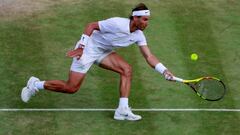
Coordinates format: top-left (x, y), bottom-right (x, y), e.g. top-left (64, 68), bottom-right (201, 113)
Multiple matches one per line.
top-left (155, 63), bottom-right (167, 74)
top-left (79, 34), bottom-right (90, 46)
top-left (76, 40), bottom-right (85, 49)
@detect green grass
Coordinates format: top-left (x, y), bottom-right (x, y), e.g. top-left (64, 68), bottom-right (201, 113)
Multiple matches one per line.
top-left (0, 0), bottom-right (240, 134)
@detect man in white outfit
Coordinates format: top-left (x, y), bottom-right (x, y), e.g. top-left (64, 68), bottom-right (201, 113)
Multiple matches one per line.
top-left (21, 3), bottom-right (174, 121)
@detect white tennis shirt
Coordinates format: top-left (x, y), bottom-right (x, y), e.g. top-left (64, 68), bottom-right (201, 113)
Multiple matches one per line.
top-left (91, 17), bottom-right (147, 49)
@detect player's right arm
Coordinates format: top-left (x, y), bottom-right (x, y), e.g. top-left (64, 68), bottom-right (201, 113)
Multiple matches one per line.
top-left (139, 45), bottom-right (174, 81)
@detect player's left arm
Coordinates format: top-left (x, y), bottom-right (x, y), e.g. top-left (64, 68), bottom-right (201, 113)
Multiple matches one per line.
top-left (66, 22), bottom-right (100, 59)
top-left (139, 45), bottom-right (174, 80)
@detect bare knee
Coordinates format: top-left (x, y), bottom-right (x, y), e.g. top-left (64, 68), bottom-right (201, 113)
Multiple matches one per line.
top-left (64, 85), bottom-right (80, 94)
top-left (121, 64), bottom-right (132, 78)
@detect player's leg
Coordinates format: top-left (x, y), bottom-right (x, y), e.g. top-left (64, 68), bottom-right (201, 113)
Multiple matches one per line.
top-left (44, 71), bottom-right (86, 93)
top-left (98, 52), bottom-right (132, 97)
top-left (21, 53), bottom-right (94, 103)
top-left (97, 52), bottom-right (141, 121)
top-left (21, 46), bottom-right (97, 103)
top-left (21, 71), bottom-right (86, 103)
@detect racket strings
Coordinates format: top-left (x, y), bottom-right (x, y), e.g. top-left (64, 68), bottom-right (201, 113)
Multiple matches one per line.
top-left (196, 79), bottom-right (225, 100)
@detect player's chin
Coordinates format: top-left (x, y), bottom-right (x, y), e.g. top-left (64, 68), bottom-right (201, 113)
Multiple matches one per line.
top-left (139, 27), bottom-right (146, 31)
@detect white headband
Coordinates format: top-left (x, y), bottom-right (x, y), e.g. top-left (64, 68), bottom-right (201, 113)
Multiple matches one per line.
top-left (132, 10), bottom-right (150, 16)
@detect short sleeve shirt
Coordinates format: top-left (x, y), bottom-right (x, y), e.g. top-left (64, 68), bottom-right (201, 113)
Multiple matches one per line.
top-left (91, 17), bottom-right (147, 49)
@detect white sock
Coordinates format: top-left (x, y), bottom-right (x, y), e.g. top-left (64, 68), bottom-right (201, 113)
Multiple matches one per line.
top-left (118, 97), bottom-right (129, 108)
top-left (34, 81), bottom-right (45, 90)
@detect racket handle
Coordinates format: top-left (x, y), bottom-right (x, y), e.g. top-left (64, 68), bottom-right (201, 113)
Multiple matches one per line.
top-left (172, 76), bottom-right (184, 82)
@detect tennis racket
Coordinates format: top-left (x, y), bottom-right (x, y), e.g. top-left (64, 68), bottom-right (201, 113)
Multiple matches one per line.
top-left (172, 76), bottom-right (226, 101)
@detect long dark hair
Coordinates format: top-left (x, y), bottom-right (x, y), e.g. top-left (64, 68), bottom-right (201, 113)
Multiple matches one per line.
top-left (129, 3), bottom-right (149, 20)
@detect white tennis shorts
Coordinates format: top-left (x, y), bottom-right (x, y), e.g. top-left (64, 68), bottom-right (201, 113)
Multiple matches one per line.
top-left (70, 38), bottom-right (113, 73)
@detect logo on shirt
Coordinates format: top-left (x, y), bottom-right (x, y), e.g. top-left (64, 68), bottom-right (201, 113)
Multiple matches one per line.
top-left (129, 39), bottom-right (135, 42)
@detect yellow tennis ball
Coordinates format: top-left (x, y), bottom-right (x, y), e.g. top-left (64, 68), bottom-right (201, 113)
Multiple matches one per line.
top-left (191, 53), bottom-right (198, 61)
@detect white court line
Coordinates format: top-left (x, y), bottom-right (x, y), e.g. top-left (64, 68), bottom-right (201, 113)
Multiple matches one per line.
top-left (0, 108), bottom-right (240, 112)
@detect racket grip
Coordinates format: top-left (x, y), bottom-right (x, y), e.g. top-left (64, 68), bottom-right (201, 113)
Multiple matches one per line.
top-left (172, 76), bottom-right (184, 82)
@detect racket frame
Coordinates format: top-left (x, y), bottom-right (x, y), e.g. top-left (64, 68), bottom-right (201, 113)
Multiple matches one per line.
top-left (173, 76), bottom-right (226, 101)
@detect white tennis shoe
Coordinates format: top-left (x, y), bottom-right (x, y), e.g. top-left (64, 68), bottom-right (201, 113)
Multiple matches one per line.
top-left (114, 106), bottom-right (142, 121)
top-left (21, 76), bottom-right (40, 103)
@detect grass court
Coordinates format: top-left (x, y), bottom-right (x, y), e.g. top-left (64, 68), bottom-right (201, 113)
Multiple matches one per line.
top-left (0, 0), bottom-right (240, 134)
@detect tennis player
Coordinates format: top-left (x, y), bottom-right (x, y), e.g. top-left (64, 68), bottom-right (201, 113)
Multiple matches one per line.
top-left (21, 3), bottom-right (174, 121)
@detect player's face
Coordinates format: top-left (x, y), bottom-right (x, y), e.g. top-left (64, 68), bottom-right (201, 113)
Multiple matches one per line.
top-left (135, 16), bottom-right (149, 31)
